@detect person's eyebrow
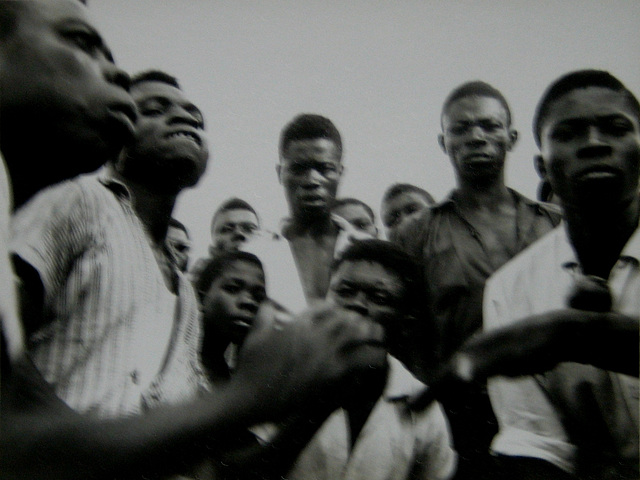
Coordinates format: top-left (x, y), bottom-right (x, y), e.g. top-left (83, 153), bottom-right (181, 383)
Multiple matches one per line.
top-left (58, 18), bottom-right (115, 62)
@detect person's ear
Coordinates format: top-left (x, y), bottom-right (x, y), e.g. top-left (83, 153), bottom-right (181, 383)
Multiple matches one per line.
top-left (438, 133), bottom-right (446, 154)
top-left (276, 162), bottom-right (282, 184)
top-left (534, 154), bottom-right (547, 181)
top-left (507, 129), bottom-right (518, 151)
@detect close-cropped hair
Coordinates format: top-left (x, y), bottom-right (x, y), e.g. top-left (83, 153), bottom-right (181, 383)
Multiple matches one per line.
top-left (441, 80), bottom-right (512, 127)
top-left (210, 197), bottom-right (259, 230)
top-left (533, 69), bottom-right (640, 146)
top-left (169, 218), bottom-right (189, 237)
top-left (279, 114), bottom-right (343, 159)
top-left (382, 183), bottom-right (435, 206)
top-left (333, 198), bottom-right (376, 223)
top-left (333, 239), bottom-right (424, 312)
top-left (194, 251), bottom-right (264, 302)
top-left (130, 70), bottom-right (181, 90)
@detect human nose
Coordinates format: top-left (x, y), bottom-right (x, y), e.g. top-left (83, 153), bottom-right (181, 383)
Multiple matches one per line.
top-left (577, 126), bottom-right (612, 159)
top-left (470, 125), bottom-right (488, 140)
top-left (238, 291), bottom-right (260, 313)
top-left (102, 58), bottom-right (131, 92)
top-left (301, 168), bottom-right (323, 187)
top-left (167, 105), bottom-right (201, 128)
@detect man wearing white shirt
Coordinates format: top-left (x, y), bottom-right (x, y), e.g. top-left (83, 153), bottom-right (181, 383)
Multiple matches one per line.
top-left (485, 70), bottom-right (640, 480)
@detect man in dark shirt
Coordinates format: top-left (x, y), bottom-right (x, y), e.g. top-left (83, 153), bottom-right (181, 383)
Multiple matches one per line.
top-left (394, 81), bottom-right (561, 480)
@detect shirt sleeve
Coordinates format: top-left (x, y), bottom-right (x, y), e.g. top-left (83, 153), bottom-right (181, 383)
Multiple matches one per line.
top-left (10, 182), bottom-right (90, 314)
top-left (411, 402), bottom-right (457, 480)
top-left (484, 274), bottom-right (577, 474)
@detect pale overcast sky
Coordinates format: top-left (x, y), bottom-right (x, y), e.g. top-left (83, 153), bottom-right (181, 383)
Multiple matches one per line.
top-left (91, 0), bottom-right (640, 258)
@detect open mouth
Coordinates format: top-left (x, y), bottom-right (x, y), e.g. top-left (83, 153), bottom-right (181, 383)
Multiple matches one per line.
top-left (166, 130), bottom-right (201, 146)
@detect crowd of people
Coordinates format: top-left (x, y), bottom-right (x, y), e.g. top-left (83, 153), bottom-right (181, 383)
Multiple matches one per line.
top-left (1, 1), bottom-right (638, 480)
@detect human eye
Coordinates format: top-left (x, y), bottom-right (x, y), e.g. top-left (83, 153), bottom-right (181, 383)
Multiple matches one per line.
top-left (61, 28), bottom-right (103, 56)
top-left (332, 284), bottom-right (355, 299)
top-left (240, 223), bottom-right (258, 235)
top-left (600, 117), bottom-right (634, 137)
top-left (480, 120), bottom-right (502, 132)
top-left (319, 163), bottom-right (338, 176)
top-left (288, 163), bottom-right (307, 175)
top-left (404, 204), bottom-right (418, 215)
top-left (221, 282), bottom-right (242, 294)
top-left (369, 290), bottom-right (393, 306)
top-left (384, 213), bottom-right (399, 228)
top-left (138, 99), bottom-right (168, 117)
top-left (449, 123), bottom-right (469, 135)
top-left (550, 123), bottom-right (580, 142)
top-left (219, 224), bottom-right (234, 234)
top-left (251, 287), bottom-right (267, 303)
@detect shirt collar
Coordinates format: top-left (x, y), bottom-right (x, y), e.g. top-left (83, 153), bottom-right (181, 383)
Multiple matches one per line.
top-left (96, 165), bottom-right (132, 200)
top-left (383, 356), bottom-right (425, 402)
top-left (559, 222), bottom-right (640, 270)
top-left (436, 188), bottom-right (542, 211)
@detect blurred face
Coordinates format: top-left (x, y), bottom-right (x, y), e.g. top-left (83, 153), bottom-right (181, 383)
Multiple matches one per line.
top-left (333, 203), bottom-right (378, 237)
top-left (439, 96), bottom-right (517, 184)
top-left (328, 260), bottom-right (406, 364)
top-left (120, 81), bottom-right (209, 193)
top-left (381, 191), bottom-right (431, 239)
top-left (211, 209), bottom-right (259, 251)
top-left (539, 87), bottom-right (640, 210)
top-left (167, 225), bottom-right (191, 272)
top-left (277, 138), bottom-right (343, 220)
top-left (201, 260), bottom-right (266, 346)
top-left (0, 0), bottom-right (136, 184)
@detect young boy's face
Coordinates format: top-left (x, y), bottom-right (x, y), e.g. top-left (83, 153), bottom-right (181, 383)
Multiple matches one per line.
top-left (201, 260), bottom-right (266, 345)
top-left (327, 260), bottom-right (406, 361)
top-left (382, 192), bottom-right (431, 239)
top-left (333, 203), bottom-right (378, 237)
top-left (211, 209), bottom-right (259, 252)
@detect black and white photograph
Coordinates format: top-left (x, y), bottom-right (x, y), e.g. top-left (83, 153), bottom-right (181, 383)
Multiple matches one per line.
top-left (1, 1), bottom-right (639, 479)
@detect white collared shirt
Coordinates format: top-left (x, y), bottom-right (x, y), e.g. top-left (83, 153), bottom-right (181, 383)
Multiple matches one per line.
top-left (484, 224), bottom-right (639, 476)
top-left (287, 356), bottom-right (456, 480)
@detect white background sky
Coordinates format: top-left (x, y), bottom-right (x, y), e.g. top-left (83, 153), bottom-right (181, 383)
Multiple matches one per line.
top-left (91, 0), bottom-right (640, 260)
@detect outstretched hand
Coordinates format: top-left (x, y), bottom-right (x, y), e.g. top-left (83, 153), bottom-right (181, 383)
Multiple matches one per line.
top-left (408, 309), bottom-right (639, 411)
top-left (231, 300), bottom-right (386, 421)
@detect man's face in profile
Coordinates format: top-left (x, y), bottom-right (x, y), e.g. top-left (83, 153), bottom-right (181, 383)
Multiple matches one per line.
top-left (0, 0), bottom-right (136, 178)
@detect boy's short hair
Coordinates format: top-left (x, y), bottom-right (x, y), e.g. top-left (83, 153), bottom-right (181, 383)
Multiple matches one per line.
top-left (441, 80), bottom-right (512, 127)
top-left (533, 69), bottom-right (640, 146)
top-left (194, 251), bottom-right (264, 302)
top-left (279, 114), bottom-right (342, 159)
top-left (332, 198), bottom-right (376, 223)
top-left (333, 239), bottom-right (424, 312)
top-left (130, 70), bottom-right (181, 89)
top-left (210, 197), bottom-right (259, 232)
top-left (382, 183), bottom-right (435, 206)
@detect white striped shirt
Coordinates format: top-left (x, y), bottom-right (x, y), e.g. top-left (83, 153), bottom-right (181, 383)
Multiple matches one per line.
top-left (11, 171), bottom-right (206, 418)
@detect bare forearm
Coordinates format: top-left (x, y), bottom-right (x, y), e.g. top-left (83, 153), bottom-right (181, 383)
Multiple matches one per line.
top-left (1, 357), bottom-right (266, 480)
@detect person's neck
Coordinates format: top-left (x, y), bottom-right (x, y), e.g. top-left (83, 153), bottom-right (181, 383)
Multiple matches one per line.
top-left (286, 210), bottom-right (337, 238)
top-left (200, 333), bottom-right (232, 377)
top-left (108, 165), bottom-right (177, 245)
top-left (564, 196), bottom-right (639, 279)
top-left (454, 174), bottom-right (512, 212)
top-left (4, 147), bottom-right (79, 211)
